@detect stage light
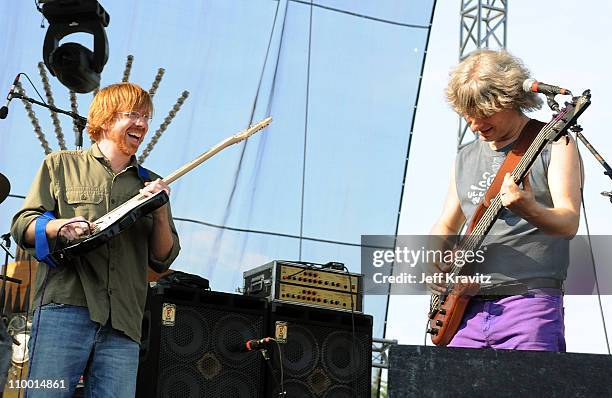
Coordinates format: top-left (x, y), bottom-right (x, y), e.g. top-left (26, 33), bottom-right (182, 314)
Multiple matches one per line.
top-left (41, 0), bottom-right (110, 93)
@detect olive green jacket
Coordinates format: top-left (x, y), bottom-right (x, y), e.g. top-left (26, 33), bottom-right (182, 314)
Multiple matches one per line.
top-left (11, 144), bottom-right (180, 342)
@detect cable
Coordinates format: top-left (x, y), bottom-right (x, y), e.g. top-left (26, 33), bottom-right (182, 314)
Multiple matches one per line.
top-left (423, 317), bottom-right (430, 346)
top-left (273, 338), bottom-right (285, 397)
top-left (16, 254), bottom-right (34, 398)
top-left (380, 2), bottom-right (438, 397)
top-left (341, 264), bottom-right (358, 395)
top-left (298, 0), bottom-right (314, 260)
top-left (286, 0), bottom-right (430, 29)
top-left (211, 0), bottom-right (282, 275)
top-left (233, 0), bottom-right (290, 273)
top-left (575, 141), bottom-right (611, 354)
top-left (52, 220), bottom-right (93, 253)
top-left (284, 260), bottom-right (320, 279)
top-left (257, 338), bottom-right (285, 397)
top-left (25, 267), bottom-right (52, 393)
top-left (4, 199), bottom-right (394, 250)
top-left (173, 216), bottom-right (394, 250)
top-left (21, 73), bottom-right (48, 106)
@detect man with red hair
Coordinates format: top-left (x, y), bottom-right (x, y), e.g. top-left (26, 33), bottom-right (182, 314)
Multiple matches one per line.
top-left (11, 82), bottom-right (180, 396)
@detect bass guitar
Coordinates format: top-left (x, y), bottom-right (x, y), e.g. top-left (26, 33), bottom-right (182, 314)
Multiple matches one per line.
top-left (427, 91), bottom-right (590, 346)
top-left (51, 117), bottom-right (272, 263)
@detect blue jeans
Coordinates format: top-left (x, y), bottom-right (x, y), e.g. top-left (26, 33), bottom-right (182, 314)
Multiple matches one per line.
top-left (27, 304), bottom-right (139, 398)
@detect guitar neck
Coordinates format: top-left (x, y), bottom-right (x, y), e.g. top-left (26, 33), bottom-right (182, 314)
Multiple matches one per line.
top-left (453, 114), bottom-right (569, 273)
top-left (462, 92), bottom-right (591, 252)
top-left (161, 117), bottom-right (272, 185)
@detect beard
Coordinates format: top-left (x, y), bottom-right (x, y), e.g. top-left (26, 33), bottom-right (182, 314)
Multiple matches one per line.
top-left (109, 130), bottom-right (141, 157)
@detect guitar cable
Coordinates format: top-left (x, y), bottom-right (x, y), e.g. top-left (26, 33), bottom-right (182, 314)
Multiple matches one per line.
top-left (25, 260), bottom-right (52, 398)
top-left (341, 264), bottom-right (359, 396)
top-left (26, 219), bottom-right (94, 395)
top-left (257, 337), bottom-right (285, 397)
top-left (15, 255), bottom-right (35, 398)
top-left (272, 338), bottom-right (285, 397)
top-left (575, 140), bottom-right (611, 354)
top-left (52, 220), bottom-right (94, 252)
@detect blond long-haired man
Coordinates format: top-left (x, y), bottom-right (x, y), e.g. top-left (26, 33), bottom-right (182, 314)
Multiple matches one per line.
top-left (429, 50), bottom-right (581, 351)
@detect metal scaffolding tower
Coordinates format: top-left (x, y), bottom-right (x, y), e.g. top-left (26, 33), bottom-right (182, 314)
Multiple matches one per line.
top-left (457, 0), bottom-right (508, 147)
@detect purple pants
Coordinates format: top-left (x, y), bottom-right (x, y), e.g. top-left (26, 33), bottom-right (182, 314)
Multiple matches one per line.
top-left (448, 289), bottom-right (565, 351)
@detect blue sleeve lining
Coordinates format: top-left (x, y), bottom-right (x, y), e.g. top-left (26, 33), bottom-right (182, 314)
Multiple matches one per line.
top-left (34, 211), bottom-right (59, 268)
top-left (137, 164), bottom-right (151, 181)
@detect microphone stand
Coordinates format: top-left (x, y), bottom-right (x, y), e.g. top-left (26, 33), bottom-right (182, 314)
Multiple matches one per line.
top-left (10, 92), bottom-right (88, 149)
top-left (571, 125), bottom-right (612, 203)
top-left (0, 234), bottom-right (22, 315)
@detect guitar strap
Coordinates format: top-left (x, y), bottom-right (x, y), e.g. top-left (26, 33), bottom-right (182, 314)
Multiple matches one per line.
top-left (466, 119), bottom-right (545, 234)
top-left (137, 164), bottom-right (152, 182)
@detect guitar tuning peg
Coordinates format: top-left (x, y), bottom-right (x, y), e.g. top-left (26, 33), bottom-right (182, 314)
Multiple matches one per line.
top-left (570, 124), bottom-right (583, 133)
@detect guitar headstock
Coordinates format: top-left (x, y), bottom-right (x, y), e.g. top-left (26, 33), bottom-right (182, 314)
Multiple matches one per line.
top-left (232, 116), bottom-right (272, 142)
top-left (547, 90), bottom-right (591, 142)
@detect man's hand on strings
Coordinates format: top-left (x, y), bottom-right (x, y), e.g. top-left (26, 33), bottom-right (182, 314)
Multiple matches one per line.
top-left (141, 178), bottom-right (170, 197)
top-left (500, 172), bottom-right (537, 218)
top-left (421, 254), bottom-right (452, 294)
top-left (140, 178), bottom-right (170, 219)
top-left (47, 217), bottom-right (92, 241)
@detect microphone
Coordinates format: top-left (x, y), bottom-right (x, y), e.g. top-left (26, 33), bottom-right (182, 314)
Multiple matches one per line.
top-left (523, 78), bottom-right (572, 97)
top-left (243, 337), bottom-right (274, 352)
top-left (0, 74), bottom-right (21, 120)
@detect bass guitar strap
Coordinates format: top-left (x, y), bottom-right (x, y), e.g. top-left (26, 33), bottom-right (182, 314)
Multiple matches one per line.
top-left (466, 119), bottom-right (545, 234)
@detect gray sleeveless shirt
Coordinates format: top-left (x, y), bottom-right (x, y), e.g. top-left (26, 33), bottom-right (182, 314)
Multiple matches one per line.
top-left (455, 120), bottom-right (569, 285)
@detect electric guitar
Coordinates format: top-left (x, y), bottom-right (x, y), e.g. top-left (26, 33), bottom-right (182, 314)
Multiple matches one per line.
top-left (427, 92), bottom-right (590, 346)
top-left (50, 117), bottom-right (272, 263)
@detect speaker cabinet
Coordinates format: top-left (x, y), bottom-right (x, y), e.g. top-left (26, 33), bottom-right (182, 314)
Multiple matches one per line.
top-left (136, 285), bottom-right (268, 398)
top-left (388, 344), bottom-right (612, 397)
top-left (266, 302), bottom-right (372, 398)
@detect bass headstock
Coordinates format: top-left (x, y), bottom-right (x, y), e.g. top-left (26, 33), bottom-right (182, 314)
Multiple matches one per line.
top-left (547, 89), bottom-right (591, 142)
